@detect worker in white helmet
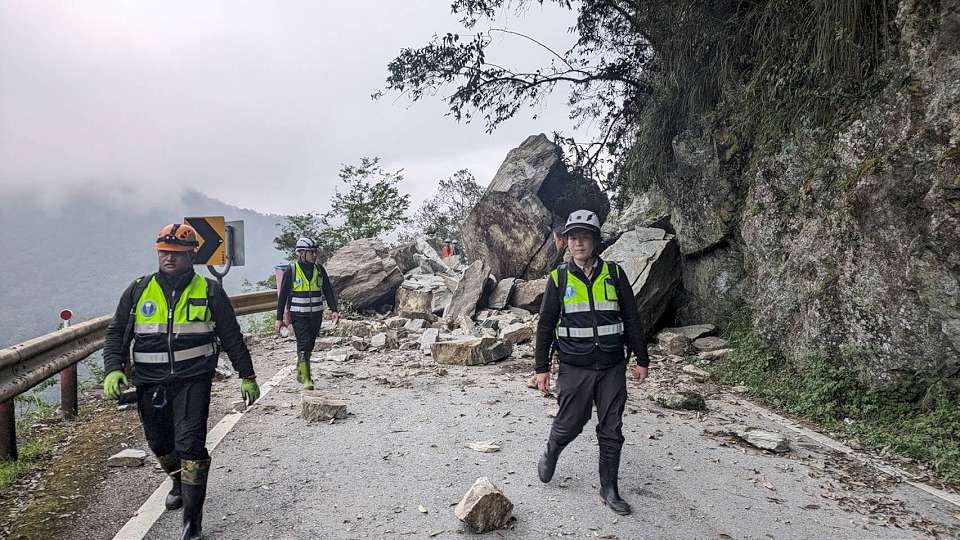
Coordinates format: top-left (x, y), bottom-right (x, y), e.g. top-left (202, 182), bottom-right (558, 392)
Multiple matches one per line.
top-left (534, 209), bottom-right (650, 516)
top-left (276, 237), bottom-right (340, 390)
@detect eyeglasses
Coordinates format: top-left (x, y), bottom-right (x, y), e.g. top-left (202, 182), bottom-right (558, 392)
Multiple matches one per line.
top-left (158, 251), bottom-right (191, 259)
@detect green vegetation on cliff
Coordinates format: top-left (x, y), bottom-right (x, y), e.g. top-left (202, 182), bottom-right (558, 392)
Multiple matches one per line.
top-left (711, 309), bottom-right (960, 485)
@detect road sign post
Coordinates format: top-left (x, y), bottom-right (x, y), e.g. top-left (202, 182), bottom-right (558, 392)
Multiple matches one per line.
top-left (184, 217), bottom-right (244, 286)
top-left (58, 309), bottom-right (78, 419)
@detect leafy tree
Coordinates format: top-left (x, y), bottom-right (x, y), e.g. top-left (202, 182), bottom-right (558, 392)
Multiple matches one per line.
top-left (322, 157), bottom-right (411, 244)
top-left (274, 157), bottom-right (411, 261)
top-left (408, 169), bottom-right (483, 244)
top-left (379, 0), bottom-right (651, 195)
top-left (381, 0), bottom-right (895, 200)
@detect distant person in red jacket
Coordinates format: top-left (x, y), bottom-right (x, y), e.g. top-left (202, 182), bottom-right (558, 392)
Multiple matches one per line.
top-left (441, 239), bottom-right (454, 258)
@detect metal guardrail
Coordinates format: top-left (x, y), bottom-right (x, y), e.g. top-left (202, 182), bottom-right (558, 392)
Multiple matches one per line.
top-left (0, 289), bottom-right (277, 460)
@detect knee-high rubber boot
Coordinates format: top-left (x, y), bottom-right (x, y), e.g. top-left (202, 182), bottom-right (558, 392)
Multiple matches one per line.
top-left (537, 438), bottom-right (565, 483)
top-left (157, 453), bottom-right (182, 510)
top-left (296, 351), bottom-right (315, 390)
top-left (180, 458), bottom-right (210, 540)
top-left (598, 449), bottom-right (631, 515)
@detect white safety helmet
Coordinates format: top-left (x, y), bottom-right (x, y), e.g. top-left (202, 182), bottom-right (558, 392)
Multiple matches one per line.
top-left (295, 237), bottom-right (317, 252)
top-left (561, 209), bottom-right (602, 236)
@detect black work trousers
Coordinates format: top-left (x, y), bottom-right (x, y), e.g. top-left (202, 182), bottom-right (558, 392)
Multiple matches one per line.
top-left (292, 313), bottom-right (323, 354)
top-left (549, 361), bottom-right (627, 456)
top-left (137, 376), bottom-right (213, 461)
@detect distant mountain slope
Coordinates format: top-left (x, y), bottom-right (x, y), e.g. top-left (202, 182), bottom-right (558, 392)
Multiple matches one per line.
top-left (0, 190), bottom-right (286, 347)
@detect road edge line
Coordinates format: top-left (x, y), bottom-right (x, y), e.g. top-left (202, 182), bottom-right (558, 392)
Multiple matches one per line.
top-left (731, 395), bottom-right (960, 509)
top-left (111, 364), bottom-right (294, 540)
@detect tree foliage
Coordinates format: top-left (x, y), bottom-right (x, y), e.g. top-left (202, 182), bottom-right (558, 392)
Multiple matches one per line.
top-left (274, 157), bottom-right (411, 261)
top-left (382, 0), bottom-right (895, 201)
top-left (407, 169), bottom-right (483, 244)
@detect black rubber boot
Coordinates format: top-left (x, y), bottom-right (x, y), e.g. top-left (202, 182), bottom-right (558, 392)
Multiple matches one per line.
top-left (180, 458), bottom-right (210, 540)
top-left (598, 450), bottom-right (631, 515)
top-left (157, 453), bottom-right (182, 510)
top-left (537, 440), bottom-right (564, 483)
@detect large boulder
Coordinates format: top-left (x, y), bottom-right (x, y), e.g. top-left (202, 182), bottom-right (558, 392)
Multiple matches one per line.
top-left (395, 274), bottom-right (451, 315)
top-left (389, 241), bottom-right (419, 273)
top-left (509, 278), bottom-right (546, 312)
top-left (443, 260), bottom-right (491, 325)
top-left (431, 337), bottom-right (513, 366)
top-left (462, 134), bottom-right (609, 279)
top-left (325, 238), bottom-right (404, 310)
top-left (601, 228), bottom-right (681, 335)
top-left (487, 278), bottom-right (517, 310)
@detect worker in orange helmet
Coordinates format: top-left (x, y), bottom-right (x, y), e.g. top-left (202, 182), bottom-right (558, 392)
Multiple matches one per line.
top-left (101, 223), bottom-right (260, 540)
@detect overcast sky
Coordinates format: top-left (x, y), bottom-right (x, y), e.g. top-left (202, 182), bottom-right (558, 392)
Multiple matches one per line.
top-left (0, 1), bottom-right (591, 215)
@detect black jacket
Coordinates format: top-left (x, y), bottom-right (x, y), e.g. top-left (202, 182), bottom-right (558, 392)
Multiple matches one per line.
top-left (276, 261), bottom-right (339, 320)
top-left (534, 258), bottom-right (649, 373)
top-left (103, 269), bottom-right (256, 385)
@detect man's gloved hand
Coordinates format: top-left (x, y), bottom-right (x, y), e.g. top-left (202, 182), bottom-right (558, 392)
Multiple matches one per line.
top-left (103, 370), bottom-right (128, 400)
top-left (240, 378), bottom-right (260, 404)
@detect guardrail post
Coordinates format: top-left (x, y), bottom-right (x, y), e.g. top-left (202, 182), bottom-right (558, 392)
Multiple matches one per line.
top-left (0, 400), bottom-right (15, 461)
top-left (60, 365), bottom-right (78, 419)
top-left (58, 311), bottom-right (78, 419)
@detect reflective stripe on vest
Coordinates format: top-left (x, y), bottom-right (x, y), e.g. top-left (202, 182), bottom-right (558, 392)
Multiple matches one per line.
top-left (133, 343), bottom-right (216, 364)
top-left (550, 261), bottom-right (625, 355)
top-left (132, 273), bottom-right (217, 365)
top-left (556, 322), bottom-right (624, 338)
top-left (291, 261), bottom-right (325, 312)
top-left (135, 322), bottom-right (216, 334)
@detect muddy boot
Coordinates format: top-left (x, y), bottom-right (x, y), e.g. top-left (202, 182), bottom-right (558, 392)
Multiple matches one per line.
top-left (537, 439), bottom-right (565, 483)
top-left (180, 458), bottom-right (210, 540)
top-left (296, 351), bottom-right (315, 390)
top-left (598, 449), bottom-right (631, 515)
top-left (157, 453), bottom-right (182, 510)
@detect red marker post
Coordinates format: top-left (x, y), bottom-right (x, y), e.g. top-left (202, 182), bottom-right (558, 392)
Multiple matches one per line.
top-left (58, 309), bottom-right (78, 419)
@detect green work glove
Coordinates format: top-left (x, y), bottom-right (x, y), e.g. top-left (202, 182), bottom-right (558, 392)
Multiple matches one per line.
top-left (240, 378), bottom-right (260, 405)
top-left (103, 370), bottom-right (128, 400)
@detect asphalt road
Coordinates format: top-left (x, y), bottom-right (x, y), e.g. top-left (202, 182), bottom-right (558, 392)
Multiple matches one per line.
top-left (140, 337), bottom-right (960, 540)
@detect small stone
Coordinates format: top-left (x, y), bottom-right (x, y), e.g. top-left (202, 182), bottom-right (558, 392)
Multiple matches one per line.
top-left (350, 337), bottom-right (369, 351)
top-left (731, 385), bottom-right (749, 393)
top-left (300, 391), bottom-right (348, 422)
top-left (681, 364), bottom-right (710, 382)
top-left (404, 319), bottom-right (427, 332)
top-left (656, 331), bottom-right (691, 356)
top-left (654, 391), bottom-right (707, 411)
top-left (327, 347), bottom-right (359, 362)
top-left (454, 477), bottom-right (514, 533)
top-left (313, 336), bottom-right (345, 351)
top-left (698, 349), bottom-right (731, 362)
top-left (465, 440), bottom-right (501, 453)
top-left (213, 365), bottom-right (234, 381)
top-left (693, 336), bottom-right (728, 352)
top-left (500, 321), bottom-right (536, 345)
top-left (419, 328), bottom-right (440, 355)
top-left (480, 318), bottom-right (500, 330)
top-left (732, 426), bottom-right (790, 453)
top-left (385, 316), bottom-right (409, 329)
top-left (107, 449), bottom-right (147, 467)
top-left (660, 324), bottom-right (716, 340)
top-left (369, 332), bottom-right (397, 350)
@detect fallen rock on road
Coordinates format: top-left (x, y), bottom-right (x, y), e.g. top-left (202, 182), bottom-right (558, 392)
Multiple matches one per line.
top-left (455, 477), bottom-right (514, 533)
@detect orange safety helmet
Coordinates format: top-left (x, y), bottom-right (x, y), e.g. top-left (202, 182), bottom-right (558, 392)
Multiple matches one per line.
top-left (155, 223), bottom-right (200, 252)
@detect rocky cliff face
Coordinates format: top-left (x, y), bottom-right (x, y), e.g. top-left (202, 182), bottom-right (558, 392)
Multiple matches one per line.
top-left (622, 0), bottom-right (960, 384)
